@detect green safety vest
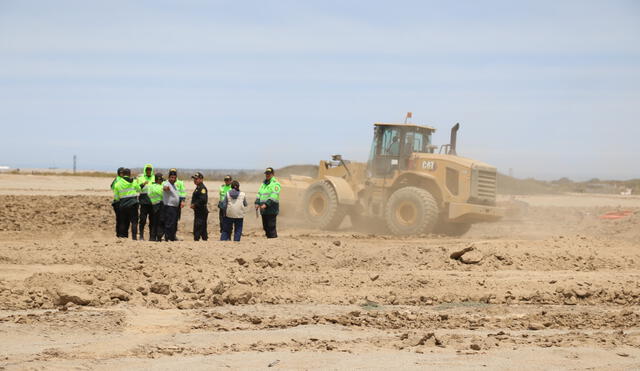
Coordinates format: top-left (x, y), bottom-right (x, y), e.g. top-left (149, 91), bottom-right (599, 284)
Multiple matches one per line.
top-left (147, 183), bottom-right (164, 205)
top-left (136, 164), bottom-right (155, 194)
top-left (110, 176), bottom-right (121, 190)
top-left (256, 178), bottom-right (281, 215)
top-left (113, 178), bottom-right (141, 201)
top-left (176, 179), bottom-right (186, 199)
top-left (219, 184), bottom-right (232, 201)
top-left (257, 178), bottom-right (281, 204)
top-left (110, 176), bottom-right (121, 201)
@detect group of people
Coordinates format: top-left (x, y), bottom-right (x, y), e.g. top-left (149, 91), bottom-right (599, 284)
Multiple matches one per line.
top-left (110, 165), bottom-right (281, 241)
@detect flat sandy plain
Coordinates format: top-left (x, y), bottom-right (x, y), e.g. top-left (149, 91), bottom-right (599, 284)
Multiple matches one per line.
top-left (1, 174), bottom-right (639, 370)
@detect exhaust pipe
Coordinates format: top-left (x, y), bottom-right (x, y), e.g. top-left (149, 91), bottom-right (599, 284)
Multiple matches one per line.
top-left (449, 123), bottom-right (460, 155)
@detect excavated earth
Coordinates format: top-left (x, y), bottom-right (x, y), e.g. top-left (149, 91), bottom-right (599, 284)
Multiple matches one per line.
top-left (0, 174), bottom-right (639, 369)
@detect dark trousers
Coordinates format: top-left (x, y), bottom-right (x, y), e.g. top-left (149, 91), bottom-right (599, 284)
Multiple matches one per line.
top-left (138, 203), bottom-right (153, 240)
top-left (193, 209), bottom-right (209, 241)
top-left (218, 208), bottom-right (225, 233)
top-left (163, 206), bottom-right (179, 241)
top-left (150, 203), bottom-right (164, 241)
top-left (221, 217), bottom-right (244, 241)
top-left (261, 214), bottom-right (278, 238)
top-left (176, 206), bottom-right (181, 233)
top-left (112, 201), bottom-right (123, 237)
top-left (118, 204), bottom-right (139, 240)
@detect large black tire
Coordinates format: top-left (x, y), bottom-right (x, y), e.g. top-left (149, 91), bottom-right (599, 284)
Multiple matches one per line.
top-left (303, 181), bottom-right (347, 230)
top-left (384, 187), bottom-right (439, 235)
top-left (435, 221), bottom-right (472, 236)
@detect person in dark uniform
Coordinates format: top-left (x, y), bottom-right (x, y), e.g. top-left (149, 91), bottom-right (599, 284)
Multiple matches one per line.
top-left (190, 172), bottom-right (209, 241)
top-left (110, 167), bottom-right (125, 237)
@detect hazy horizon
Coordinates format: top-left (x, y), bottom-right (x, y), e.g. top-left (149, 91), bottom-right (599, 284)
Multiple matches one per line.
top-left (1, 1), bottom-right (639, 181)
top-left (3, 164), bottom-right (638, 183)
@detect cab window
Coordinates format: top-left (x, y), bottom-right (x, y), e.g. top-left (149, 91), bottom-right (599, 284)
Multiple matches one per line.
top-left (404, 131), bottom-right (431, 153)
top-left (381, 128), bottom-right (400, 156)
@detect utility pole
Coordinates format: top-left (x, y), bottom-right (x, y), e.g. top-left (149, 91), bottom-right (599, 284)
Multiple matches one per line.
top-left (73, 155), bottom-right (77, 174)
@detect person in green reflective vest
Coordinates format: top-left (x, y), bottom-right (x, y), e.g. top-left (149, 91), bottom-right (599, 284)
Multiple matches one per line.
top-left (113, 168), bottom-right (141, 240)
top-left (254, 167), bottom-right (281, 238)
top-left (136, 163), bottom-right (155, 240)
top-left (218, 175), bottom-right (232, 233)
top-left (147, 173), bottom-right (165, 241)
top-left (110, 167), bottom-right (125, 237)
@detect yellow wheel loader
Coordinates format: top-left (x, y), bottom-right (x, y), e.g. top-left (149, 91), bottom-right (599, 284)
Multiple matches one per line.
top-left (289, 117), bottom-right (505, 236)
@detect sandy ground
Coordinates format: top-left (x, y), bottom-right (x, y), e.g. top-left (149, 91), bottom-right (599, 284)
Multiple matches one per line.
top-left (1, 174), bottom-right (639, 370)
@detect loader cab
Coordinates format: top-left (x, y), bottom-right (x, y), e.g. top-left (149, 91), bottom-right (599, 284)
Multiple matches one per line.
top-left (368, 123), bottom-right (435, 177)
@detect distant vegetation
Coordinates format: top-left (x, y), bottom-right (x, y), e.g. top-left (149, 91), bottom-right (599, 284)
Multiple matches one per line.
top-left (498, 174), bottom-right (640, 195)
top-left (6, 170), bottom-right (115, 178)
top-left (139, 168), bottom-right (263, 182)
top-left (4, 167), bottom-right (313, 182)
top-left (497, 174), bottom-right (556, 195)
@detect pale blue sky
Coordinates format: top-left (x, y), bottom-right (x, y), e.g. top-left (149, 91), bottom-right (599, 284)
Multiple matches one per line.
top-left (1, 0), bottom-right (639, 179)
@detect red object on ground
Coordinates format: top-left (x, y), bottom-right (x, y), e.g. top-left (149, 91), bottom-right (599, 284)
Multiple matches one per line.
top-left (599, 210), bottom-right (634, 220)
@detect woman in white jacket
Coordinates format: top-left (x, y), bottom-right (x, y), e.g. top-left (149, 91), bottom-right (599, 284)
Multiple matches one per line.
top-left (220, 180), bottom-right (247, 241)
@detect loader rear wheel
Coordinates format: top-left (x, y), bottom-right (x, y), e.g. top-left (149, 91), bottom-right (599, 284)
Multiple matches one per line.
top-left (385, 187), bottom-right (439, 235)
top-left (303, 181), bottom-right (346, 230)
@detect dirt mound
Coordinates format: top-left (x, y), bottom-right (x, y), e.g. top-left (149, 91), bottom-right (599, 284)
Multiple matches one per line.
top-left (276, 164), bottom-right (319, 178)
top-left (469, 203), bottom-right (640, 242)
top-left (1, 230), bottom-right (639, 311)
top-left (498, 174), bottom-right (557, 195)
top-left (0, 195), bottom-right (113, 232)
top-left (589, 208), bottom-right (640, 241)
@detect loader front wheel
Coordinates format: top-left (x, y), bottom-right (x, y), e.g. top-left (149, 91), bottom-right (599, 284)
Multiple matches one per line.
top-left (385, 187), bottom-right (439, 235)
top-left (303, 181), bottom-right (346, 230)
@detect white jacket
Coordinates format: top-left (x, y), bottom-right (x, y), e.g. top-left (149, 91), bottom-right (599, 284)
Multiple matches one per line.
top-left (224, 191), bottom-right (247, 219)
